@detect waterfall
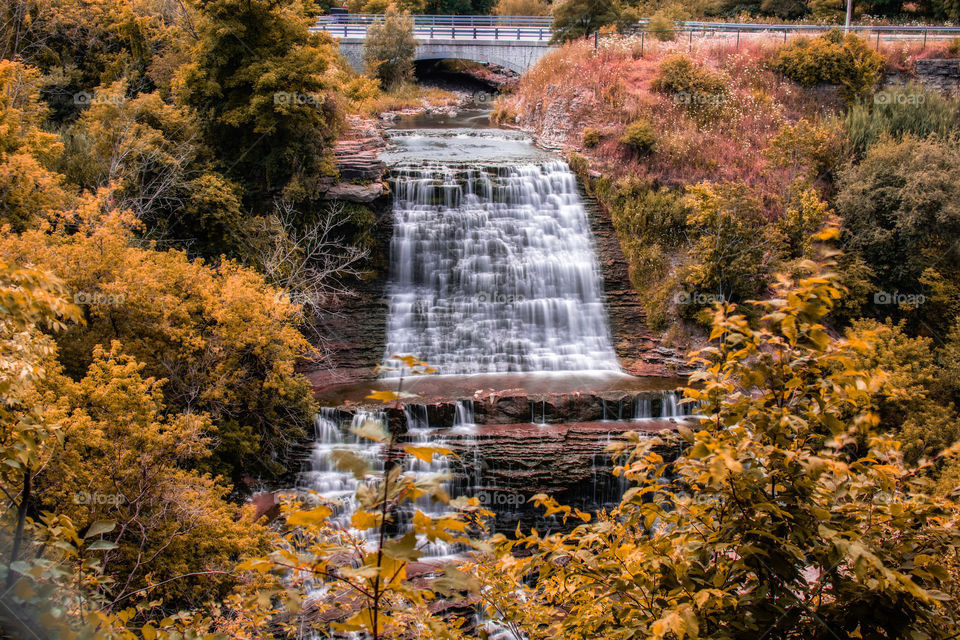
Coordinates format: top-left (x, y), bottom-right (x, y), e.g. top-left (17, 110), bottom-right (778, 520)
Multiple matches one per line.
top-left (382, 161), bottom-right (620, 376)
top-left (453, 399), bottom-right (475, 428)
top-left (302, 409), bottom-right (386, 531)
top-left (632, 391), bottom-right (697, 420)
top-left (302, 408), bottom-right (461, 559)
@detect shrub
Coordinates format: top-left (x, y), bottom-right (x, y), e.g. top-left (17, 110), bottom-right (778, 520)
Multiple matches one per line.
top-left (603, 178), bottom-right (688, 248)
top-left (493, 0), bottom-right (549, 15)
top-left (363, 8), bottom-right (416, 90)
top-left (843, 84), bottom-right (960, 155)
top-left (764, 117), bottom-right (846, 178)
top-left (836, 135), bottom-right (960, 335)
top-left (651, 54), bottom-right (727, 103)
top-left (566, 151), bottom-right (589, 176)
top-left (771, 30), bottom-right (884, 102)
top-left (949, 37), bottom-right (960, 57)
top-left (647, 10), bottom-right (676, 41)
top-left (620, 119), bottom-right (657, 153)
top-left (581, 127), bottom-right (601, 147)
top-left (760, 0), bottom-right (809, 18)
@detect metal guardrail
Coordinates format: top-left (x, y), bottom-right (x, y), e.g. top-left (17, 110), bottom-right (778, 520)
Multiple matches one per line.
top-left (315, 13), bottom-right (552, 27)
top-left (314, 14), bottom-right (960, 43)
top-left (313, 22), bottom-right (550, 41)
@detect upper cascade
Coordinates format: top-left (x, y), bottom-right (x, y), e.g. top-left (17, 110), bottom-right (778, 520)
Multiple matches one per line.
top-left (381, 160), bottom-right (621, 376)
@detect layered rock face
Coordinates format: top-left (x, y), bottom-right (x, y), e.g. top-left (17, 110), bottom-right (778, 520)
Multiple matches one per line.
top-left (296, 388), bottom-right (693, 533)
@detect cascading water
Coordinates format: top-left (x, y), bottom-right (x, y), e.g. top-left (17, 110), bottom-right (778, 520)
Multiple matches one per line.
top-left (302, 409), bottom-right (386, 531)
top-left (632, 390), bottom-right (698, 420)
top-left (382, 161), bottom-right (620, 376)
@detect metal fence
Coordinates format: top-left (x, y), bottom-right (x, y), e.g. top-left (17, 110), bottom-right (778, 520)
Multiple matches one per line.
top-left (315, 13), bottom-right (553, 27)
top-left (314, 14), bottom-right (960, 45)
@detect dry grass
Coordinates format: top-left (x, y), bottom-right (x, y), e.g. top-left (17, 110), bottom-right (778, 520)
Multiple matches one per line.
top-left (505, 35), bottom-right (843, 207)
top-left (357, 83), bottom-right (461, 116)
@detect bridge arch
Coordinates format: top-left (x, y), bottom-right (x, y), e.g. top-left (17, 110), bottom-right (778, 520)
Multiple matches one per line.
top-left (335, 39), bottom-right (550, 75)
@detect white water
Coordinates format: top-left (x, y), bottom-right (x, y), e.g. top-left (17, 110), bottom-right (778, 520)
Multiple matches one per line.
top-left (632, 390), bottom-right (697, 420)
top-left (382, 161), bottom-right (620, 376)
top-left (302, 409), bottom-right (462, 559)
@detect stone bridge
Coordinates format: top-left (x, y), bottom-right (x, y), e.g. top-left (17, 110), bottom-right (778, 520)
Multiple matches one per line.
top-left (313, 15), bottom-right (553, 74)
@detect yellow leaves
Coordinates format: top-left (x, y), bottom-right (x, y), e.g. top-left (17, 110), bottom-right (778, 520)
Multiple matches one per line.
top-left (404, 445), bottom-right (453, 463)
top-left (650, 604), bottom-right (698, 640)
top-left (351, 509), bottom-right (380, 530)
top-left (285, 505), bottom-right (332, 528)
top-left (382, 531), bottom-right (421, 563)
top-left (236, 558), bottom-right (273, 573)
top-left (366, 390), bottom-right (399, 402)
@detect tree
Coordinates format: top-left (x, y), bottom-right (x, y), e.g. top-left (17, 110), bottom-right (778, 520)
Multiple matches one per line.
top-left (493, 0), bottom-right (550, 15)
top-left (57, 81), bottom-right (248, 257)
top-left (38, 342), bottom-right (269, 609)
top-left (549, 0), bottom-right (620, 43)
top-left (0, 203), bottom-right (318, 486)
top-left (680, 182), bottom-right (777, 311)
top-left (0, 260), bottom-right (81, 587)
top-left (835, 135), bottom-right (960, 335)
top-left (175, 0), bottom-right (343, 206)
top-left (0, 60), bottom-right (70, 230)
top-left (480, 239), bottom-right (960, 639)
top-left (363, 8), bottom-right (417, 90)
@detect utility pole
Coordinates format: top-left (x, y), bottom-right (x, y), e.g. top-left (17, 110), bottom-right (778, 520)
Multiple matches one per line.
top-left (845, 0), bottom-right (853, 32)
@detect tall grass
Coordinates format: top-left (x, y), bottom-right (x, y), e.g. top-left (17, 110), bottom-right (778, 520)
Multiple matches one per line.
top-left (844, 84), bottom-right (960, 154)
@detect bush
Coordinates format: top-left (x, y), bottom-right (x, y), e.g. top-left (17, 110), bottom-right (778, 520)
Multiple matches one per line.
top-left (843, 84), bottom-right (960, 155)
top-left (566, 151), bottom-right (589, 176)
top-left (836, 135), bottom-right (960, 335)
top-left (620, 119), bottom-right (657, 153)
top-left (771, 30), bottom-right (884, 102)
top-left (651, 54), bottom-right (727, 104)
top-left (581, 127), bottom-right (601, 147)
top-left (363, 8), bottom-right (416, 89)
top-left (949, 37), bottom-right (960, 57)
top-left (647, 10), bottom-right (676, 41)
top-left (493, 0), bottom-right (549, 15)
top-left (761, 0), bottom-right (809, 18)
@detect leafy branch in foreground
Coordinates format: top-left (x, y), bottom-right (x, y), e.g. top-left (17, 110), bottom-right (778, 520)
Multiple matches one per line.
top-left (234, 355), bottom-right (489, 639)
top-left (480, 229), bottom-right (960, 639)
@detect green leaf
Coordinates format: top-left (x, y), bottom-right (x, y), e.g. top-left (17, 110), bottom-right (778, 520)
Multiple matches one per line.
top-left (84, 520), bottom-right (116, 538)
top-left (86, 539), bottom-right (118, 552)
top-left (331, 449), bottom-right (372, 479)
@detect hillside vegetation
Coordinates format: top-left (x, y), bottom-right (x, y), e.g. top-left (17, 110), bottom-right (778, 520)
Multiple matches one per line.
top-left (2, 2), bottom-right (960, 638)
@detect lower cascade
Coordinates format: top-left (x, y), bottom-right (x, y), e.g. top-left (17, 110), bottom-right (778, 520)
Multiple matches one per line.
top-left (382, 161), bottom-right (620, 375)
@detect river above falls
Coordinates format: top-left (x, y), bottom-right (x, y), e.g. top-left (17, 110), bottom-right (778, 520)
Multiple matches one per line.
top-left (380, 109), bottom-right (552, 164)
